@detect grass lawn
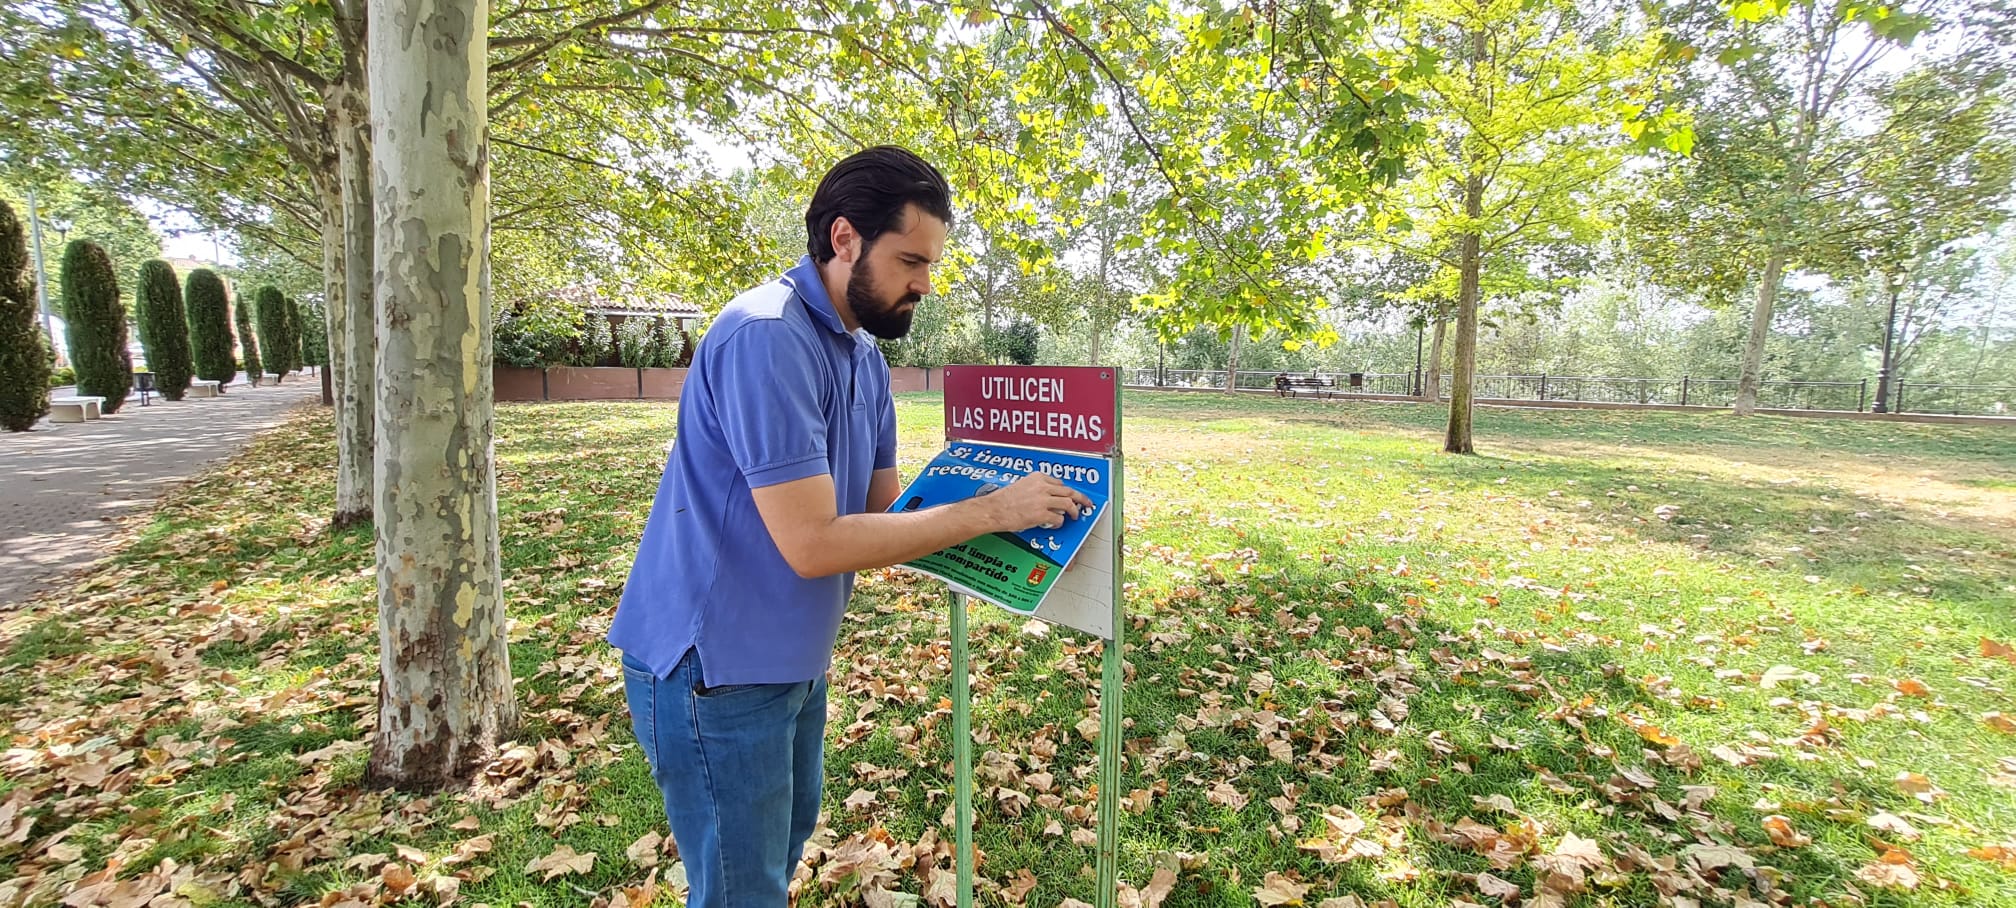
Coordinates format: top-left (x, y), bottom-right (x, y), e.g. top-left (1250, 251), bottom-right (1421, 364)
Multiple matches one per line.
top-left (3, 392), bottom-right (2014, 908)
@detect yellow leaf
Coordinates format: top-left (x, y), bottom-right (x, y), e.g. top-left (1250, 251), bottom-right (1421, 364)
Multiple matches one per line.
top-left (1989, 712), bottom-right (2016, 734)
top-left (1636, 724), bottom-right (1680, 746)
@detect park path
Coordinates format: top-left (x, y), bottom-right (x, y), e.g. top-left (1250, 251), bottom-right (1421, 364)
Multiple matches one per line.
top-left (0, 375), bottom-right (325, 607)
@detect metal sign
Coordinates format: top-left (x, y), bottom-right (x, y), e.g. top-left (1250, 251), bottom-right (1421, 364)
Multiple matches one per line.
top-left (901, 365), bottom-right (1126, 908)
top-left (942, 365), bottom-right (1117, 456)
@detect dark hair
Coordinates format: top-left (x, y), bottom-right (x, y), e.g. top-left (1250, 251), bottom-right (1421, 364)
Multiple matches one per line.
top-left (805, 145), bottom-right (953, 263)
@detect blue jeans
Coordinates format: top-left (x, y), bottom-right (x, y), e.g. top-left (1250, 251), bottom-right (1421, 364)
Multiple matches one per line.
top-left (622, 649), bottom-right (827, 908)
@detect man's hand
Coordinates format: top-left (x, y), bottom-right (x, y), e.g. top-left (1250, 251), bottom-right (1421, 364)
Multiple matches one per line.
top-left (750, 470), bottom-right (1098, 579)
top-left (979, 473), bottom-right (1095, 533)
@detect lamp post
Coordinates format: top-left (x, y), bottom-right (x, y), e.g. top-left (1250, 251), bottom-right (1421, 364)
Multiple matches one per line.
top-left (25, 189), bottom-right (59, 365)
top-left (1872, 289), bottom-right (1899, 414)
top-left (1413, 322), bottom-right (1424, 398)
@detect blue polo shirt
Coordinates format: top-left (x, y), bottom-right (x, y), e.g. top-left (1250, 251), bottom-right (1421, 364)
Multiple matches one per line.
top-left (609, 256), bottom-right (897, 686)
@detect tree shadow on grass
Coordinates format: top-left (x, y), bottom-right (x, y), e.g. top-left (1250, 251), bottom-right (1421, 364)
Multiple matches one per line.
top-left (811, 524), bottom-right (1950, 907)
top-left (1123, 392), bottom-right (2016, 472)
top-left (1416, 451), bottom-right (2016, 636)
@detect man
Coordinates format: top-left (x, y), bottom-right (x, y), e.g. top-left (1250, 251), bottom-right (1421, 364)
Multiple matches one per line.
top-left (609, 146), bottom-right (1092, 906)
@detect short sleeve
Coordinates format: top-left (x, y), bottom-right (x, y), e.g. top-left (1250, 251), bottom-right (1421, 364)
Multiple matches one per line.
top-left (712, 320), bottom-right (831, 489)
top-left (875, 387), bottom-right (898, 471)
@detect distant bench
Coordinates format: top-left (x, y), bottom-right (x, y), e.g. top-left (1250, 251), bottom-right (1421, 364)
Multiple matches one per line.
top-left (188, 380), bottom-right (221, 398)
top-left (49, 396), bottom-right (105, 423)
top-left (1275, 374), bottom-right (1337, 398)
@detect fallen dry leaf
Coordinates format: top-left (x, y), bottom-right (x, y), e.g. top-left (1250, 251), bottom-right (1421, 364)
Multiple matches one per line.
top-left (1140, 866), bottom-right (1178, 908)
top-left (381, 863), bottom-right (417, 895)
top-left (1002, 869), bottom-right (1039, 905)
top-left (525, 844), bottom-right (596, 881)
top-left (1892, 678), bottom-right (1931, 698)
top-left (1985, 712), bottom-right (2016, 734)
top-left (1856, 846), bottom-right (1921, 891)
top-left (1476, 871), bottom-right (1521, 899)
top-left (1762, 815), bottom-right (1812, 848)
top-left (1759, 665), bottom-right (1817, 689)
top-left (1473, 794), bottom-right (1518, 815)
top-left (1968, 844), bottom-right (2016, 871)
top-left (1868, 812), bottom-right (1923, 841)
top-left (1207, 782), bottom-right (1249, 811)
top-left (1894, 772), bottom-right (1945, 803)
top-left (1983, 637), bottom-right (2016, 665)
top-left (626, 831), bottom-right (663, 867)
top-left (1254, 872), bottom-right (1311, 907)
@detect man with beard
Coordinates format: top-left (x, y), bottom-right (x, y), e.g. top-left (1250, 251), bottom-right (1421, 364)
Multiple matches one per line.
top-left (610, 146), bottom-right (1091, 907)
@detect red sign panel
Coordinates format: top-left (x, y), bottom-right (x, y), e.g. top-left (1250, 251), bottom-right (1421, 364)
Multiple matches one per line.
top-left (941, 365), bottom-right (1117, 456)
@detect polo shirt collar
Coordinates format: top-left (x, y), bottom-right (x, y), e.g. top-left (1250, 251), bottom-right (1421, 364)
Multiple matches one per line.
top-left (783, 255), bottom-right (852, 338)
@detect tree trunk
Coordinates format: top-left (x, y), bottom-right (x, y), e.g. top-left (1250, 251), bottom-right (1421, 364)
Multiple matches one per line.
top-left (334, 85), bottom-right (377, 527)
top-left (1225, 328), bottom-right (1243, 394)
top-left (1732, 249), bottom-right (1786, 416)
top-left (318, 175), bottom-right (345, 406)
top-left (1445, 217), bottom-right (1481, 454)
top-left (1089, 228), bottom-right (1110, 366)
top-left (1424, 318), bottom-right (1447, 402)
top-left (1443, 149), bottom-right (1485, 452)
top-left (365, 0), bottom-right (514, 791)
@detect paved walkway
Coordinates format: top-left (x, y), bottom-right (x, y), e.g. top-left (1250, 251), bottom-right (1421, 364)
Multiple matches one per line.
top-left (0, 375), bottom-right (326, 607)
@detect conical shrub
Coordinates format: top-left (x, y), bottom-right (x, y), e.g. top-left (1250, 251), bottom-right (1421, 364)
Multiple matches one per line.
top-left (59, 240), bottom-right (132, 413)
top-left (185, 269), bottom-right (237, 387)
top-left (254, 285), bottom-right (289, 383)
top-left (0, 199), bottom-right (51, 430)
top-left (235, 292), bottom-right (262, 384)
top-left (135, 259), bottom-right (194, 400)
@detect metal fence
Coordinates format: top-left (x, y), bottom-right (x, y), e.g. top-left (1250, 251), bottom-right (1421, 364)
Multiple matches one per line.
top-left (1125, 368), bottom-right (2016, 417)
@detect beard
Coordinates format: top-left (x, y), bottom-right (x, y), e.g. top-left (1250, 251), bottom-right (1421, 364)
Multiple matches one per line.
top-left (846, 254), bottom-right (921, 340)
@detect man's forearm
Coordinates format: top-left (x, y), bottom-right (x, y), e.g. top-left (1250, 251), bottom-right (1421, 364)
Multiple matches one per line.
top-left (792, 498), bottom-right (999, 577)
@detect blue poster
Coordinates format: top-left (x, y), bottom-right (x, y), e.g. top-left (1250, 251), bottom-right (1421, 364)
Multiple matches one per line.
top-left (889, 443), bottom-right (1112, 613)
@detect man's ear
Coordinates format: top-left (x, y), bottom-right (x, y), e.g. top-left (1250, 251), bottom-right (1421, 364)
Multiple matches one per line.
top-left (830, 216), bottom-right (861, 265)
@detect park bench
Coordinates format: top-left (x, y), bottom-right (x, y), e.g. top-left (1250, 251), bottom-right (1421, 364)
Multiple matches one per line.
top-left (188, 380), bottom-right (221, 398)
top-left (1275, 373), bottom-right (1337, 398)
top-left (49, 396), bottom-right (106, 423)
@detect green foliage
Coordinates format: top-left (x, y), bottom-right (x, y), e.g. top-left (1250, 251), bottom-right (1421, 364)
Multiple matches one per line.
top-left (614, 317), bottom-right (653, 368)
top-left (623, 318), bottom-right (684, 369)
top-left (493, 307), bottom-right (579, 369)
top-left (989, 320), bottom-right (1041, 366)
top-left (0, 198), bottom-right (51, 430)
top-left (285, 297), bottom-right (307, 370)
top-left (0, 176), bottom-right (163, 313)
top-left (235, 291), bottom-right (262, 382)
top-left (298, 301), bottom-right (329, 367)
top-left (184, 269), bottom-right (236, 385)
top-left (254, 286), bottom-right (291, 383)
top-left (135, 259), bottom-right (194, 400)
top-left (50, 365), bottom-right (74, 389)
top-left (569, 313), bottom-right (613, 367)
top-left (59, 239), bottom-right (132, 413)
